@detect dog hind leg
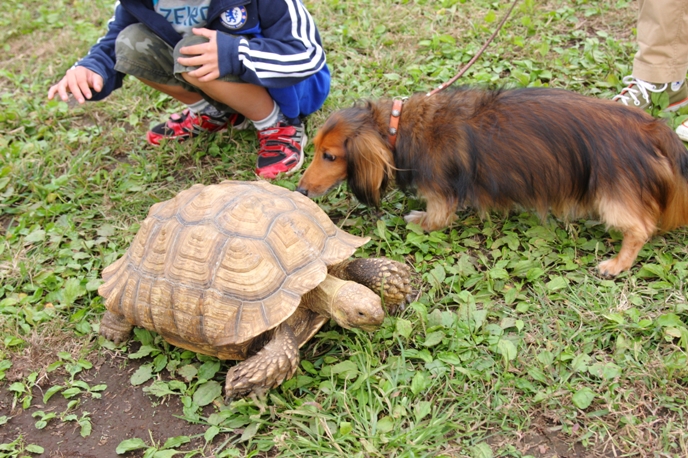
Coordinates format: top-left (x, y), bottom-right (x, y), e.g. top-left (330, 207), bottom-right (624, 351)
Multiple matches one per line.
top-left (596, 196), bottom-right (656, 277)
top-left (597, 229), bottom-right (650, 277)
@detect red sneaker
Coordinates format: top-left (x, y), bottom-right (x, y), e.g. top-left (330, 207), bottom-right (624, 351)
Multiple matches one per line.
top-left (146, 109), bottom-right (249, 145)
top-left (255, 122), bottom-right (306, 179)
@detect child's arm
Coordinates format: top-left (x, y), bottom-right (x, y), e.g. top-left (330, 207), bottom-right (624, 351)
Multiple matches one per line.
top-left (204, 0), bottom-right (327, 88)
top-left (47, 4), bottom-right (138, 103)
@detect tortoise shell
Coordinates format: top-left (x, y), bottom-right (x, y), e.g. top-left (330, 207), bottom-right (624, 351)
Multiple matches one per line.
top-left (98, 180), bottom-right (369, 359)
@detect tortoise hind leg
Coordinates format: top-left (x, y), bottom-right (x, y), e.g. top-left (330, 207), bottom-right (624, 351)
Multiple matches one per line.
top-left (329, 258), bottom-right (413, 313)
top-left (100, 311), bottom-right (134, 345)
top-left (225, 323), bottom-right (300, 400)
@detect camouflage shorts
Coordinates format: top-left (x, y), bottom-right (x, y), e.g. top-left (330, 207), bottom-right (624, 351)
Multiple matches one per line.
top-left (114, 23), bottom-right (242, 112)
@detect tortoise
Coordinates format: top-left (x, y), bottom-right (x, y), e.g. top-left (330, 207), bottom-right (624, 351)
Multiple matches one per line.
top-left (98, 180), bottom-right (411, 399)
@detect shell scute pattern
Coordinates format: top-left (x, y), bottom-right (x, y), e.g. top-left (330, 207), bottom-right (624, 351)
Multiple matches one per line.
top-left (99, 180), bottom-right (368, 357)
top-left (139, 219), bottom-right (180, 278)
top-left (165, 224), bottom-right (227, 287)
top-left (265, 212), bottom-right (328, 275)
top-left (213, 194), bottom-right (296, 238)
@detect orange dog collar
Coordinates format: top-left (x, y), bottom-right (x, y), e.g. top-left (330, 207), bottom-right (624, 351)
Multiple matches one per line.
top-left (388, 99), bottom-right (403, 149)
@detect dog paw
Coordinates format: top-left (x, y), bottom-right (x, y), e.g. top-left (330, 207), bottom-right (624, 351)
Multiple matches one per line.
top-left (404, 211), bottom-right (427, 226)
top-left (597, 258), bottom-right (627, 277)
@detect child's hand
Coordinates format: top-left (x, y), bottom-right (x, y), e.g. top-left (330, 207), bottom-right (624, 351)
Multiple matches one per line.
top-left (48, 66), bottom-right (103, 104)
top-left (178, 28), bottom-right (221, 82)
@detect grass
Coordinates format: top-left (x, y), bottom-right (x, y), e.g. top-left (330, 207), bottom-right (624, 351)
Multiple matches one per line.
top-left (2, 0), bottom-right (688, 456)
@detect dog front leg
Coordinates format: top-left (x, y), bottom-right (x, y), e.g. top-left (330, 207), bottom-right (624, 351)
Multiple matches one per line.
top-left (404, 192), bottom-right (458, 232)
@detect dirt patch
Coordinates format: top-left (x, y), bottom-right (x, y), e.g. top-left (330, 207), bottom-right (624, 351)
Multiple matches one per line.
top-left (0, 357), bottom-right (222, 457)
top-left (517, 430), bottom-right (591, 458)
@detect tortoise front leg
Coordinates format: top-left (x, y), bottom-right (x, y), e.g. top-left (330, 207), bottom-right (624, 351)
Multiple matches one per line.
top-left (100, 311), bottom-right (134, 345)
top-left (225, 323), bottom-right (300, 400)
top-left (328, 258), bottom-right (413, 313)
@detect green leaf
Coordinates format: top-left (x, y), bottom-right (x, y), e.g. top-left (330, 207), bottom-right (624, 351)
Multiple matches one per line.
top-left (178, 364), bottom-right (198, 382)
top-left (153, 354), bottom-right (168, 373)
top-left (85, 278), bottom-right (103, 291)
top-left (588, 362), bottom-right (622, 380)
top-left (204, 426), bottom-right (220, 443)
top-left (193, 381), bottom-right (222, 406)
top-left (162, 436), bottom-right (190, 449)
top-left (377, 416), bottom-right (394, 433)
top-left (144, 381), bottom-right (177, 397)
top-left (240, 422), bottom-right (260, 442)
top-left (496, 339), bottom-right (518, 361)
top-left (471, 443), bottom-right (493, 458)
top-left (545, 276), bottom-right (569, 291)
top-left (411, 371), bottom-right (430, 395)
top-left (43, 385), bottom-right (64, 403)
top-left (395, 318), bottom-right (412, 338)
top-left (572, 387), bottom-right (595, 409)
top-left (26, 444), bottom-right (45, 454)
top-left (423, 331), bottom-right (444, 347)
top-left (197, 360), bottom-right (221, 381)
top-left (128, 345), bottom-right (157, 359)
top-left (413, 401), bottom-right (432, 423)
top-left (130, 364), bottom-right (154, 386)
top-left (656, 313), bottom-right (684, 328)
top-left (330, 361), bottom-right (359, 380)
top-left (35, 420), bottom-right (48, 429)
top-left (571, 354), bottom-right (591, 373)
top-left (488, 267), bottom-right (509, 280)
top-left (525, 267), bottom-right (545, 281)
top-left (116, 438), bottom-right (148, 454)
top-left (9, 382), bottom-right (26, 393)
top-left (97, 224), bottom-right (116, 237)
top-left (79, 419), bottom-right (92, 437)
top-left (429, 264), bottom-right (446, 285)
top-left (338, 421), bottom-right (353, 436)
top-left (61, 277), bottom-right (86, 306)
top-left (24, 229), bottom-right (46, 244)
top-left (152, 451), bottom-right (179, 458)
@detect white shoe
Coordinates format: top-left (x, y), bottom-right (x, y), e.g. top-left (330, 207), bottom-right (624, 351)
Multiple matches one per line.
top-left (676, 120), bottom-right (688, 142)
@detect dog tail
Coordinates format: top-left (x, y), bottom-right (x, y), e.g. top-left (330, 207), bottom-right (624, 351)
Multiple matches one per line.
top-left (656, 122), bottom-right (688, 231)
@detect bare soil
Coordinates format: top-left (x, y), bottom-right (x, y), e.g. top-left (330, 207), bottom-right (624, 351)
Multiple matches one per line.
top-left (0, 357), bottom-right (216, 457)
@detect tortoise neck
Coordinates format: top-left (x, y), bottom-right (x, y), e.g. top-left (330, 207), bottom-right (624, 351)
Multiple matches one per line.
top-left (301, 274), bottom-right (346, 318)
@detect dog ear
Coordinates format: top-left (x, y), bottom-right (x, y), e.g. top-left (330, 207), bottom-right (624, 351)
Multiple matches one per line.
top-left (345, 128), bottom-right (394, 207)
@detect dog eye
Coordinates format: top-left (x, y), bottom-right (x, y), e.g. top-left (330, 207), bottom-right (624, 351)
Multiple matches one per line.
top-left (323, 152), bottom-right (336, 162)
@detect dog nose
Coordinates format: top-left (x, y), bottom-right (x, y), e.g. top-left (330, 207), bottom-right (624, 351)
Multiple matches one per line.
top-left (296, 187), bottom-right (308, 196)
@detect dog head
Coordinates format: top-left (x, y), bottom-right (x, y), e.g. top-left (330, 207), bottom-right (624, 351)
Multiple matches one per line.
top-left (297, 102), bottom-right (395, 207)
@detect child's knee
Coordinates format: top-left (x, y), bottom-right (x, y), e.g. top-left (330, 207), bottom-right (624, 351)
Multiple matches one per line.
top-left (174, 35), bottom-right (209, 55)
top-left (114, 24), bottom-right (176, 84)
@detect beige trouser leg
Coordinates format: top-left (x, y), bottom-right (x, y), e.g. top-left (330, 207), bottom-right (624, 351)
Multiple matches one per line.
top-left (633, 0), bottom-right (688, 83)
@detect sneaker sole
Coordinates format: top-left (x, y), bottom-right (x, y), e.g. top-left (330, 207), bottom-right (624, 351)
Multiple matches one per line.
top-left (666, 96), bottom-right (688, 113)
top-left (146, 126), bottom-right (231, 146)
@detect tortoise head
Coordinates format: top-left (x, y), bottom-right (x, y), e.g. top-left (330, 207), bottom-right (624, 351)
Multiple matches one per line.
top-left (330, 281), bottom-right (385, 332)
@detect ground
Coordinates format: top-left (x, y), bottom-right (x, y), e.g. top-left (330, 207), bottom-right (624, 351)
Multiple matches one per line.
top-left (1, 348), bottom-right (596, 458)
top-left (0, 352), bottom-right (216, 458)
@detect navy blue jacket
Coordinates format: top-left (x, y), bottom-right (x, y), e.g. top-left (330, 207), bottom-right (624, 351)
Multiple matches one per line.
top-left (76, 0), bottom-right (330, 119)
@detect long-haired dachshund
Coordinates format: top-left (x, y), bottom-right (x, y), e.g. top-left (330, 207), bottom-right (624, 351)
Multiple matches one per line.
top-left (296, 87), bottom-right (688, 276)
